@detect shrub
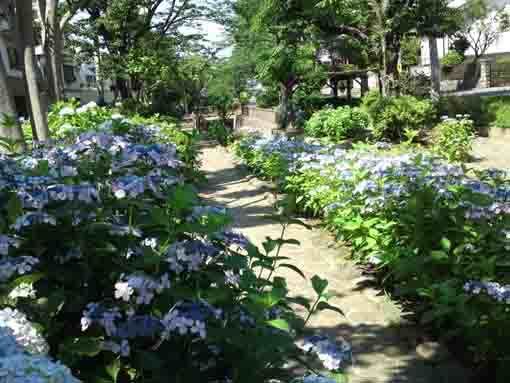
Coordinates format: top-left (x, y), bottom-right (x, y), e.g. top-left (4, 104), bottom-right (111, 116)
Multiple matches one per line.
top-left (440, 51), bottom-right (465, 68)
top-left (433, 116), bottom-right (475, 162)
top-left (0, 103), bottom-right (348, 383)
top-left (256, 87), bottom-right (280, 109)
top-left (304, 106), bottom-right (369, 141)
top-left (491, 101), bottom-right (510, 129)
top-left (234, 135), bottom-right (510, 374)
top-left (207, 119), bottom-right (233, 146)
top-left (362, 93), bottom-right (436, 141)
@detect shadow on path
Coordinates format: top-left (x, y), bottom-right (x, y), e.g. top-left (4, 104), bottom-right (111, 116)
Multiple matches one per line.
top-left (199, 142), bottom-right (471, 383)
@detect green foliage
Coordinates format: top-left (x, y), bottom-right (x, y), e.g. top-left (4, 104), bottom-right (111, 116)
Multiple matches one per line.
top-left (207, 120), bottom-right (233, 147)
top-left (433, 116), bottom-right (475, 161)
top-left (362, 92), bottom-right (436, 141)
top-left (490, 100), bottom-right (510, 129)
top-left (440, 51), bottom-right (465, 67)
top-left (439, 95), bottom-right (510, 129)
top-left (256, 87), bottom-right (280, 109)
top-left (400, 35), bottom-right (422, 67)
top-left (304, 106), bottom-right (369, 141)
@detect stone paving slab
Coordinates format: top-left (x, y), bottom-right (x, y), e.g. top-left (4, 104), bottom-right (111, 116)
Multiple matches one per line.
top-left (199, 143), bottom-right (471, 383)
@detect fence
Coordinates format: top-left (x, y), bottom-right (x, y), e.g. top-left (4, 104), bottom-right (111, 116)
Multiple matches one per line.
top-left (489, 63), bottom-right (510, 88)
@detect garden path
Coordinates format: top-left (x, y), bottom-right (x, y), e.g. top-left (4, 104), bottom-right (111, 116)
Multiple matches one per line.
top-left (199, 142), bottom-right (470, 383)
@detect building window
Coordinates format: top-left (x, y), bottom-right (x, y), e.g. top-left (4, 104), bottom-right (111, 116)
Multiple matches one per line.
top-left (63, 65), bottom-right (76, 83)
top-left (7, 47), bottom-right (21, 70)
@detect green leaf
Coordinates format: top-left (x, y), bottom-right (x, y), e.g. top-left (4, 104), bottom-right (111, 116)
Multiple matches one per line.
top-left (7, 194), bottom-right (23, 223)
top-left (267, 318), bottom-right (290, 332)
top-left (46, 290), bottom-right (66, 318)
top-left (278, 263), bottom-right (306, 279)
top-left (326, 372), bottom-right (349, 383)
top-left (134, 351), bottom-right (165, 371)
top-left (430, 250), bottom-right (448, 261)
top-left (440, 237), bottom-right (451, 252)
top-left (311, 275), bottom-right (328, 296)
top-left (64, 337), bottom-right (102, 356)
top-left (262, 238), bottom-right (279, 254)
top-left (287, 296), bottom-right (311, 310)
top-left (106, 358), bottom-right (121, 382)
top-left (316, 301), bottom-right (344, 316)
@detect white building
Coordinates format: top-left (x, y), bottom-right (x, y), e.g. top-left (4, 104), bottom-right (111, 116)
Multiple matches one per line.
top-left (0, 0), bottom-right (113, 116)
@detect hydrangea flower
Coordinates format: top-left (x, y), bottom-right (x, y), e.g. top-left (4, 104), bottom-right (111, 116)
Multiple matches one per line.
top-left (464, 280), bottom-right (510, 303)
top-left (8, 282), bottom-right (36, 299)
top-left (0, 256), bottom-right (39, 282)
top-left (114, 273), bottom-right (170, 305)
top-left (161, 301), bottom-right (221, 341)
top-left (0, 327), bottom-right (24, 357)
top-left (299, 335), bottom-right (352, 371)
top-left (58, 107), bottom-right (76, 117)
top-left (0, 354), bottom-right (80, 382)
top-left (298, 375), bottom-right (338, 383)
top-left (0, 235), bottom-right (21, 256)
top-left (0, 308), bottom-right (49, 355)
top-left (165, 240), bottom-right (219, 274)
top-left (11, 212), bottom-right (57, 231)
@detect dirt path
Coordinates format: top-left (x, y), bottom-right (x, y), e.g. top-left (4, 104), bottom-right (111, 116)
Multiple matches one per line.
top-left (471, 136), bottom-right (510, 169)
top-left (199, 143), bottom-right (470, 383)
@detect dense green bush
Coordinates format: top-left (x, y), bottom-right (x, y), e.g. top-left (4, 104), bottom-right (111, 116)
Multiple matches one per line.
top-left (440, 51), bottom-right (465, 68)
top-left (256, 87), bottom-right (280, 109)
top-left (304, 106), bottom-right (369, 141)
top-left (490, 101), bottom-right (510, 129)
top-left (433, 116), bottom-right (475, 162)
top-left (361, 92), bottom-right (436, 141)
top-left (207, 120), bottom-right (233, 146)
top-left (234, 135), bottom-right (510, 378)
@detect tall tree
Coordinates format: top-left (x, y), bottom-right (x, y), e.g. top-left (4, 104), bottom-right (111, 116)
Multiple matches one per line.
top-left (415, 0), bottom-right (460, 100)
top-left (252, 0), bottom-right (366, 129)
top-left (456, 0), bottom-right (510, 60)
top-left (16, 0), bottom-right (50, 141)
top-left (70, 0), bottom-right (209, 101)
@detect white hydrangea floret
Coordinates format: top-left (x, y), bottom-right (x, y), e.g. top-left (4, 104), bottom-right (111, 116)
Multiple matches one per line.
top-left (8, 282), bottom-right (36, 299)
top-left (0, 308), bottom-right (49, 355)
top-left (58, 107), bottom-right (76, 117)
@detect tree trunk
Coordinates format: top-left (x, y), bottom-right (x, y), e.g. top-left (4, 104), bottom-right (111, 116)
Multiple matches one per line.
top-left (428, 34), bottom-right (441, 101)
top-left (278, 83), bottom-right (292, 130)
top-left (385, 34), bottom-right (401, 96)
top-left (0, 39), bottom-right (26, 151)
top-left (331, 78), bottom-right (339, 98)
top-left (361, 74), bottom-right (369, 97)
top-left (346, 79), bottom-right (352, 103)
top-left (17, 0), bottom-right (50, 141)
top-left (49, 27), bottom-right (65, 101)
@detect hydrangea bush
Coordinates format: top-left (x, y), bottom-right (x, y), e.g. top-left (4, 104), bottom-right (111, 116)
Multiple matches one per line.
top-left (433, 115), bottom-right (475, 162)
top-left (233, 135), bottom-right (510, 372)
top-left (1, 103), bottom-right (349, 382)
